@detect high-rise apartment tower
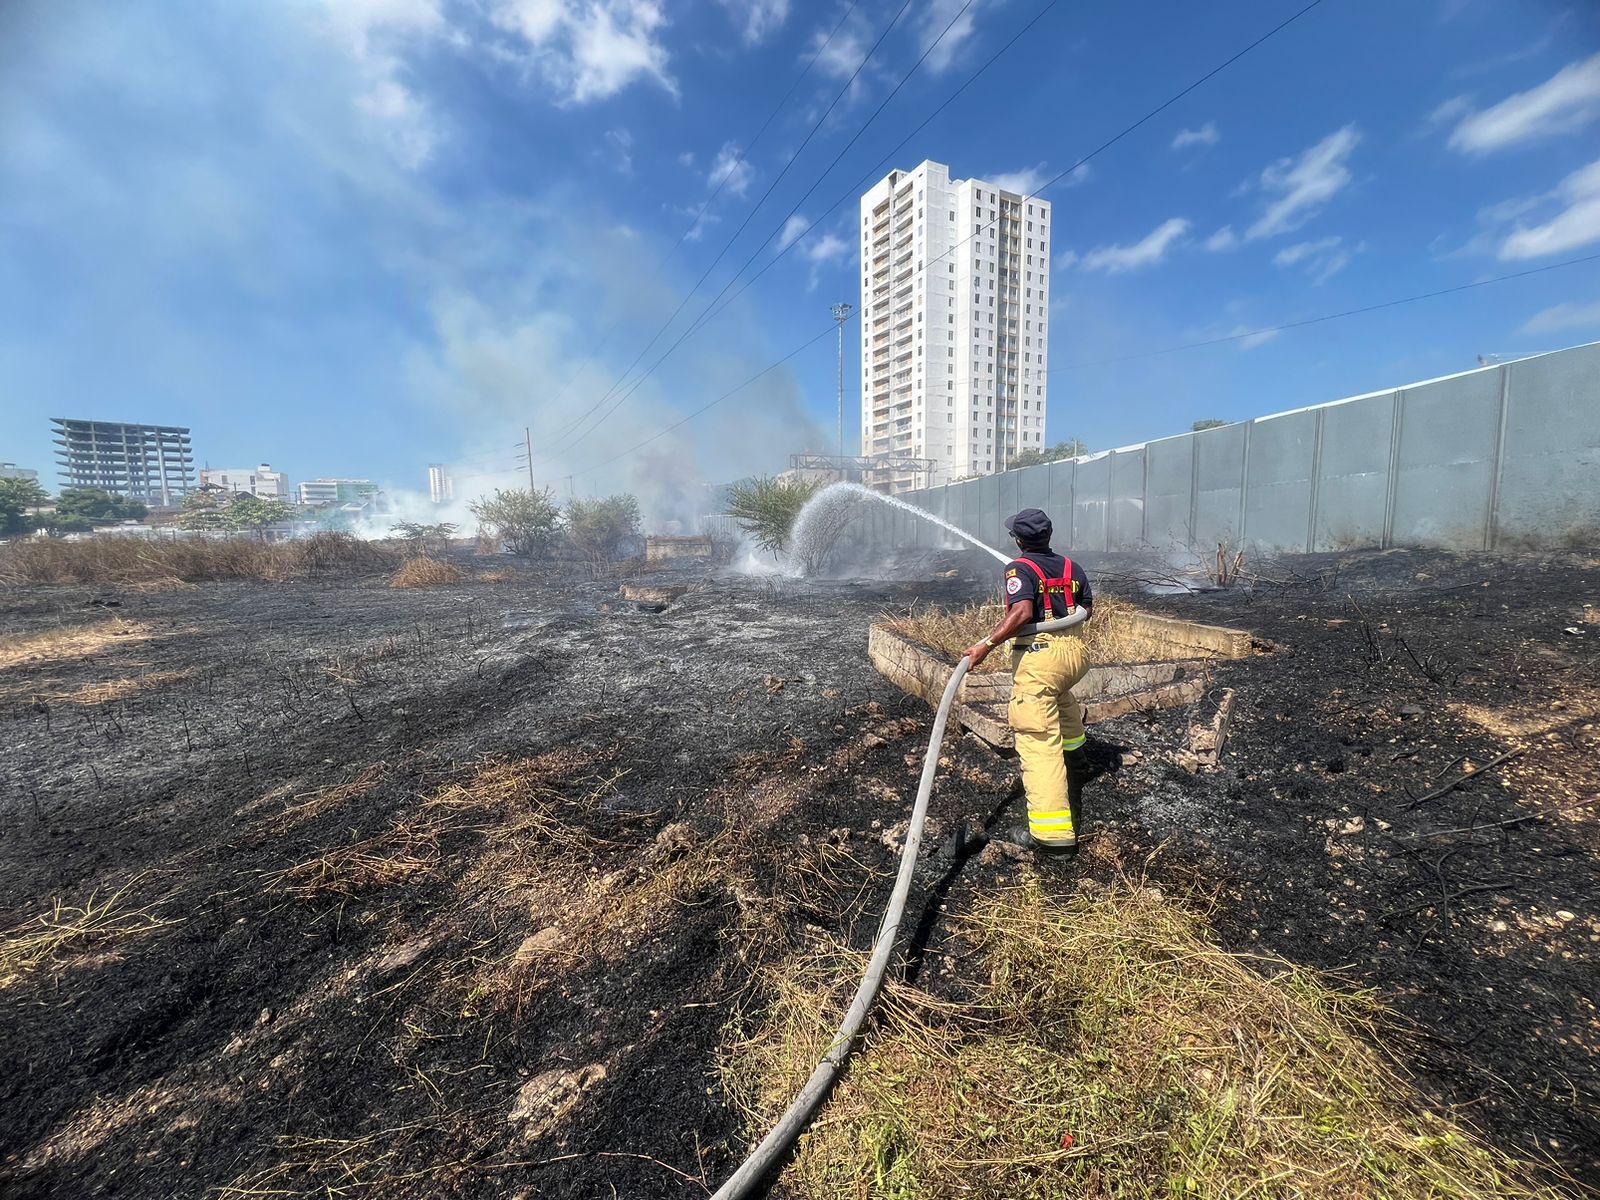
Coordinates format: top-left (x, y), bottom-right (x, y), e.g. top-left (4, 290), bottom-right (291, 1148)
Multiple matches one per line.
top-left (860, 161), bottom-right (1051, 492)
top-left (51, 418), bottom-right (195, 505)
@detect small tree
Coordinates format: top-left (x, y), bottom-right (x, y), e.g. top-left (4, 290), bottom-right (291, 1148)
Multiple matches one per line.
top-left (178, 487), bottom-right (230, 531)
top-left (31, 512), bottom-right (93, 537)
top-left (390, 521), bottom-right (458, 556)
top-left (1192, 419), bottom-right (1229, 432)
top-left (1008, 439), bottom-right (1089, 471)
top-left (226, 494), bottom-right (296, 536)
top-left (469, 487), bottom-right (561, 557)
top-left (0, 478), bottom-right (49, 535)
top-left (55, 487), bottom-right (148, 522)
top-left (565, 495), bottom-right (641, 561)
top-left (725, 476), bottom-right (821, 555)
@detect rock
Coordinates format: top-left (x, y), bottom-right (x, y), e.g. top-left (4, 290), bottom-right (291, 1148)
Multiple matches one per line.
top-left (507, 1063), bottom-right (607, 1140)
top-left (1170, 749), bottom-right (1202, 774)
top-left (880, 818), bottom-right (945, 857)
top-left (1398, 704), bottom-right (1424, 718)
top-left (374, 934), bottom-right (439, 975)
top-left (1120, 750), bottom-right (1143, 766)
top-left (645, 822), bottom-right (698, 864)
top-left (1556, 910), bottom-right (1577, 922)
top-left (514, 927), bottom-right (564, 963)
top-left (979, 839), bottom-right (1032, 867)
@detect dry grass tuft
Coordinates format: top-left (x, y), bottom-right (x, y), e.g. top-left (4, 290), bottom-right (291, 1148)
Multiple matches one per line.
top-left (0, 876), bottom-right (180, 990)
top-left (388, 556), bottom-right (466, 588)
top-left (885, 594), bottom-right (1146, 672)
top-left (477, 567), bottom-right (515, 582)
top-left (271, 765), bottom-right (390, 831)
top-left (270, 821), bottom-right (441, 901)
top-left (48, 670), bottom-right (193, 706)
top-left (723, 880), bottom-right (1568, 1200)
top-left (0, 619), bottom-right (153, 671)
top-left (0, 532), bottom-right (393, 586)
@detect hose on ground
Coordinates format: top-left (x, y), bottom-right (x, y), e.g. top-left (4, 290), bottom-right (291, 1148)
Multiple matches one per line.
top-left (709, 607), bottom-right (1090, 1200)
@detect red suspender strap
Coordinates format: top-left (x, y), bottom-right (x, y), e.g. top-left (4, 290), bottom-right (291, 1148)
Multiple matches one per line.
top-left (1013, 557), bottom-right (1075, 617)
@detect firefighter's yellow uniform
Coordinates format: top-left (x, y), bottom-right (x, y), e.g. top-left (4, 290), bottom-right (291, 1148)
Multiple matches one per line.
top-left (1003, 547), bottom-right (1094, 847)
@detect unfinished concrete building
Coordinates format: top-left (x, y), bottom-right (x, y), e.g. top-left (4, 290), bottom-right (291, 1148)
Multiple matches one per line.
top-left (51, 418), bottom-right (195, 505)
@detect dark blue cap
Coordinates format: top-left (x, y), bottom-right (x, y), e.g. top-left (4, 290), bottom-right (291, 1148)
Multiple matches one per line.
top-left (1005, 508), bottom-right (1052, 541)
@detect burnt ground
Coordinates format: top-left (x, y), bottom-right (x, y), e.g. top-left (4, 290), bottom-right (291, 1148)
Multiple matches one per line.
top-left (0, 547), bottom-right (1596, 1198)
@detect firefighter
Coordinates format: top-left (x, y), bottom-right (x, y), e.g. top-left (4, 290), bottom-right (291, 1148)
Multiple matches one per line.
top-left (963, 508), bottom-right (1094, 852)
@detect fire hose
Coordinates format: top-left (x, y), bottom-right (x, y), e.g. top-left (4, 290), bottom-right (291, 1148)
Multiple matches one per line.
top-left (709, 605), bottom-right (1090, 1200)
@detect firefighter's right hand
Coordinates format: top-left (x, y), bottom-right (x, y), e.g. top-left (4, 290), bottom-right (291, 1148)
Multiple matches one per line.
top-left (964, 640), bottom-right (992, 667)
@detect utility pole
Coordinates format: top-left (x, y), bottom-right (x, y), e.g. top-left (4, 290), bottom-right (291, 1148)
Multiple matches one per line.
top-left (523, 426), bottom-right (535, 493)
top-left (831, 302), bottom-right (853, 464)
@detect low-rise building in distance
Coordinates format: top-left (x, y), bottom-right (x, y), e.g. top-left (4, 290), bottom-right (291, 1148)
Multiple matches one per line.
top-left (297, 478), bottom-right (379, 506)
top-left (0, 463), bottom-right (39, 483)
top-left (200, 463), bottom-right (290, 499)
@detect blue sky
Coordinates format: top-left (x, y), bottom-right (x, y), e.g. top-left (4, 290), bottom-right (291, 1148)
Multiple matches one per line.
top-left (3, 0), bottom-right (1599, 516)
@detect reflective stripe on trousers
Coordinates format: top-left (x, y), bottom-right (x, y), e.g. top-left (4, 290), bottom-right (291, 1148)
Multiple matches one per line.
top-left (1009, 633), bottom-right (1089, 844)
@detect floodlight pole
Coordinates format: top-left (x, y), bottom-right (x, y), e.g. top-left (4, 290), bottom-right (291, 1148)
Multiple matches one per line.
top-left (831, 302), bottom-right (852, 463)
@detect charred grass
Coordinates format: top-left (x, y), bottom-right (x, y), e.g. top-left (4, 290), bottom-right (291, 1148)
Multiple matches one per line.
top-left (723, 879), bottom-right (1571, 1200)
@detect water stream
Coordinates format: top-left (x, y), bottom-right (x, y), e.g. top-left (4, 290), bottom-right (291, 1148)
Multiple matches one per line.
top-left (787, 481), bottom-right (1009, 575)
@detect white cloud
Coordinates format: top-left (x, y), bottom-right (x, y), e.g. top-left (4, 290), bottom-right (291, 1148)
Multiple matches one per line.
top-left (1232, 325), bottom-right (1280, 350)
top-left (803, 232), bottom-right (848, 263)
top-left (777, 213), bottom-right (810, 250)
top-left (603, 126), bottom-right (632, 172)
top-left (317, 0), bottom-right (448, 167)
top-left (1080, 217), bottom-right (1190, 274)
top-left (490, 0), bottom-right (676, 105)
top-left (718, 0), bottom-right (790, 45)
top-left (1054, 249), bottom-right (1078, 271)
top-left (800, 230), bottom-right (849, 292)
top-left (1448, 52), bottom-right (1600, 154)
top-left (808, 11), bottom-right (871, 81)
top-left (988, 161), bottom-right (1089, 197)
top-left (915, 0), bottom-right (986, 74)
top-left (1499, 158), bottom-right (1600, 259)
top-left (677, 149), bottom-right (695, 167)
top-left (1520, 298), bottom-right (1600, 335)
top-left (1203, 225), bottom-right (1238, 252)
top-left (988, 163), bottom-right (1049, 196)
top-left (1246, 125), bottom-right (1361, 240)
top-left (1171, 121), bottom-right (1219, 150)
top-left (707, 141), bottom-right (754, 198)
top-left (1422, 94), bottom-right (1473, 133)
top-left (1273, 236), bottom-right (1341, 267)
top-left (1273, 235), bottom-right (1357, 284)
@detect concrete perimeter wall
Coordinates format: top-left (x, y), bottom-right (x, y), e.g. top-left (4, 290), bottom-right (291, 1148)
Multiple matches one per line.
top-left (864, 341), bottom-right (1600, 556)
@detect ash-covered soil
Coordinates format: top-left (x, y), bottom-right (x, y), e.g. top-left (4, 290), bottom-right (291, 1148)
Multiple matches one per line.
top-left (0, 547), bottom-right (1596, 1198)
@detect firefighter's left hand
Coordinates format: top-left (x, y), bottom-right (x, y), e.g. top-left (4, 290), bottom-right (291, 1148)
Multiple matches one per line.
top-left (964, 640), bottom-right (991, 667)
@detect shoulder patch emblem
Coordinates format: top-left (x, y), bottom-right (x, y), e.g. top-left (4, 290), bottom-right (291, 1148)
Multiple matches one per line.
top-left (1005, 575), bottom-right (1023, 596)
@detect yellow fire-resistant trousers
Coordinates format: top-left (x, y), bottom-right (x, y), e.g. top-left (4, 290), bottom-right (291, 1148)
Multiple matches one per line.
top-left (1008, 633), bottom-right (1090, 846)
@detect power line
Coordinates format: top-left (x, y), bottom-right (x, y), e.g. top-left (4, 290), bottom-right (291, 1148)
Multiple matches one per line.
top-left (545, 0), bottom-right (987, 461)
top-left (540, 0), bottom-right (919, 460)
top-left (533, 0), bottom-right (865, 451)
top-left (1048, 252), bottom-right (1600, 370)
top-left (563, 0), bottom-right (1324, 464)
top-left (576, 324), bottom-right (840, 477)
top-left (562, 0), bottom-right (1328, 474)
